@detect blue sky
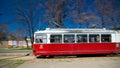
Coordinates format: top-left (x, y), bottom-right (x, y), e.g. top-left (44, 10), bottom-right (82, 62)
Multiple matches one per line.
top-left (1, 0), bottom-right (117, 33)
top-left (0, 0), bottom-right (18, 31)
top-left (0, 0), bottom-right (96, 30)
top-left (0, 0), bottom-right (50, 32)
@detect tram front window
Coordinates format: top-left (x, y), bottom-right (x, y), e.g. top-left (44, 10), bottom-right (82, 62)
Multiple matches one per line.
top-left (36, 39), bottom-right (43, 43)
top-left (50, 35), bottom-right (62, 43)
top-left (35, 35), bottom-right (47, 43)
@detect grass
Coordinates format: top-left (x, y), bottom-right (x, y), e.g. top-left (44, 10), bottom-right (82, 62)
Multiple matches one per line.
top-left (15, 48), bottom-right (32, 50)
top-left (7, 47), bottom-right (32, 50)
top-left (0, 60), bottom-right (26, 68)
top-left (13, 60), bottom-right (25, 64)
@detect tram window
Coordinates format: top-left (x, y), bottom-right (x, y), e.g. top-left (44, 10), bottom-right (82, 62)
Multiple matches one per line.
top-left (35, 35), bottom-right (47, 43)
top-left (89, 34), bottom-right (100, 42)
top-left (101, 34), bottom-right (111, 42)
top-left (64, 35), bottom-right (75, 43)
top-left (36, 39), bottom-right (43, 43)
top-left (77, 35), bottom-right (87, 43)
top-left (50, 35), bottom-right (62, 43)
top-left (36, 39), bottom-right (39, 43)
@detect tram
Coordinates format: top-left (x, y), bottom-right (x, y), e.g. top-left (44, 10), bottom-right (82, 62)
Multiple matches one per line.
top-left (33, 28), bottom-right (120, 57)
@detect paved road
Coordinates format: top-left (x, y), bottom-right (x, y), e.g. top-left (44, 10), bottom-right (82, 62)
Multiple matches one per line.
top-left (0, 48), bottom-right (32, 53)
top-left (17, 56), bottom-right (120, 68)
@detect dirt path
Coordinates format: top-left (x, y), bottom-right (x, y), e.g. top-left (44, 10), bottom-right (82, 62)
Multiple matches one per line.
top-left (17, 56), bottom-right (120, 68)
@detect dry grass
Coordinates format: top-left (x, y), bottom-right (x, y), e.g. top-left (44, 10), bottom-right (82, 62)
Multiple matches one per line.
top-left (0, 60), bottom-right (25, 68)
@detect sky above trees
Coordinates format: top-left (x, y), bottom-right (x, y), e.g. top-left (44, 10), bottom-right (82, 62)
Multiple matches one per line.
top-left (0, 0), bottom-right (120, 40)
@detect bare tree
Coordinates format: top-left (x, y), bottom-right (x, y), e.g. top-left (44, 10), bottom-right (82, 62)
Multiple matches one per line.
top-left (0, 23), bottom-right (9, 44)
top-left (71, 0), bottom-right (86, 28)
top-left (8, 28), bottom-right (25, 40)
top-left (15, 0), bottom-right (40, 47)
top-left (44, 0), bottom-right (68, 28)
top-left (95, 0), bottom-right (120, 28)
top-left (80, 11), bottom-right (100, 28)
top-left (94, 0), bottom-right (110, 28)
top-left (117, 11), bottom-right (120, 28)
top-left (106, 0), bottom-right (120, 28)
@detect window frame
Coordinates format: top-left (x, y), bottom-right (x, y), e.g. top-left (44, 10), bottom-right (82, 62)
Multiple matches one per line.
top-left (89, 34), bottom-right (100, 43)
top-left (101, 34), bottom-right (111, 42)
top-left (76, 34), bottom-right (87, 43)
top-left (63, 34), bottom-right (75, 43)
top-left (50, 34), bottom-right (62, 43)
top-left (35, 34), bottom-right (47, 44)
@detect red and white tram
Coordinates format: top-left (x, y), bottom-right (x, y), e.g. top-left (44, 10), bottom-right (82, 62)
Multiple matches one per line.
top-left (33, 28), bottom-right (120, 57)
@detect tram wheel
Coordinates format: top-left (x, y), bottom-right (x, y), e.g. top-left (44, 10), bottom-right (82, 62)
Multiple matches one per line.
top-left (76, 55), bottom-right (81, 57)
top-left (36, 56), bottom-right (46, 58)
top-left (106, 53), bottom-right (118, 57)
top-left (48, 56), bottom-right (54, 58)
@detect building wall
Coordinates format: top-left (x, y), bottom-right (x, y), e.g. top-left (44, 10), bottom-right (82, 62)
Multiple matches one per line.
top-left (0, 40), bottom-right (32, 48)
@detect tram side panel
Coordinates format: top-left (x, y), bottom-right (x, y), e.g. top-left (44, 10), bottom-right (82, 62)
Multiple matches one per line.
top-left (33, 43), bottom-right (74, 56)
top-left (33, 43), bottom-right (120, 56)
top-left (74, 43), bottom-right (120, 55)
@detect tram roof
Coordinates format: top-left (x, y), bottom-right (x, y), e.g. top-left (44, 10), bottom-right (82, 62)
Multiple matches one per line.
top-left (35, 28), bottom-right (116, 34)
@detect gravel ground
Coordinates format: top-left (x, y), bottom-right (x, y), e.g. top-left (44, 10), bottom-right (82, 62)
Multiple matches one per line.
top-left (0, 54), bottom-right (120, 68)
top-left (17, 56), bottom-right (120, 68)
top-left (0, 60), bottom-right (25, 68)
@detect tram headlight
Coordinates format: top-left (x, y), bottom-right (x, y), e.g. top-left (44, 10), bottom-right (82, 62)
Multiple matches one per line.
top-left (39, 45), bottom-right (43, 49)
top-left (116, 44), bottom-right (119, 48)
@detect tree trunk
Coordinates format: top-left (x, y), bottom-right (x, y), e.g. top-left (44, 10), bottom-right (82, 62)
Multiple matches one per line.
top-left (25, 37), bottom-right (29, 48)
